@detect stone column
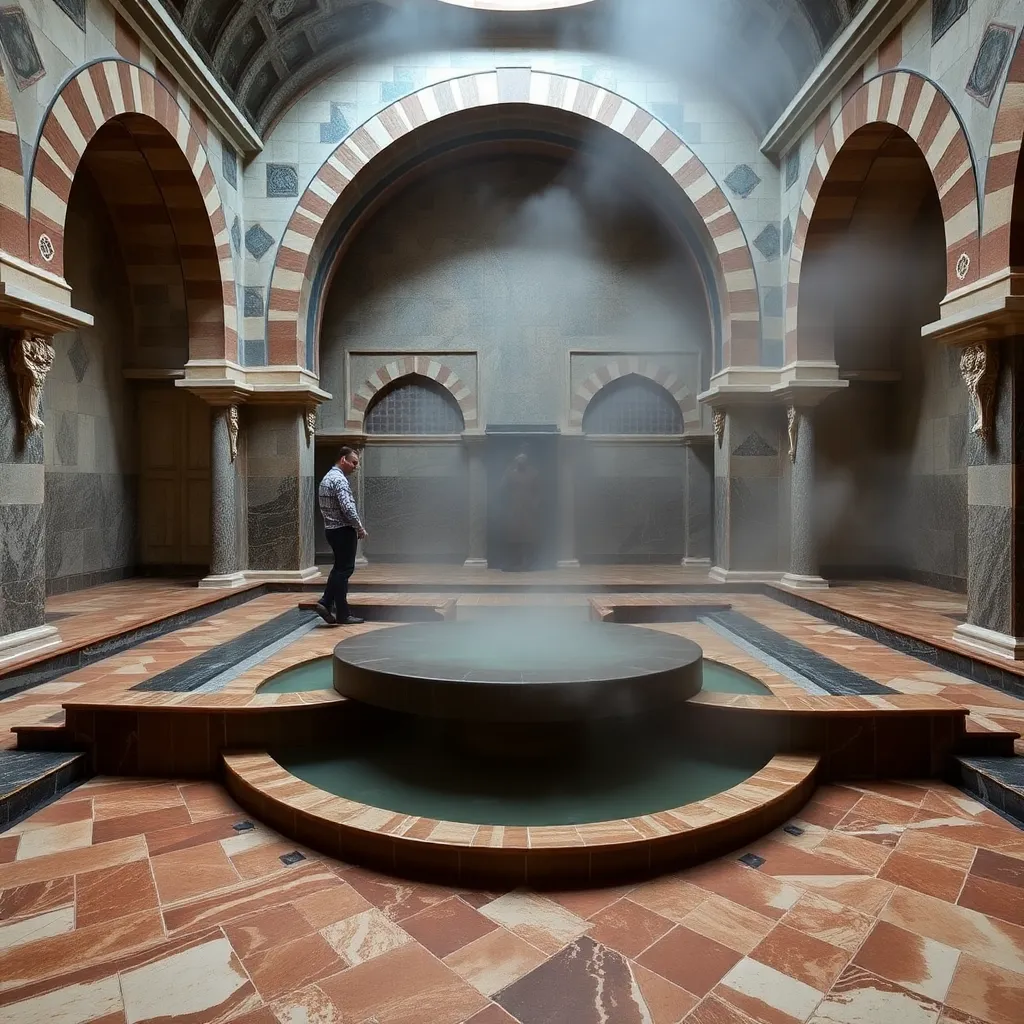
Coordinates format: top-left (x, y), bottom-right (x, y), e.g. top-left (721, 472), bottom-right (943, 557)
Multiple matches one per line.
top-left (201, 403), bottom-right (245, 587)
top-left (955, 339), bottom-right (1024, 659)
top-left (682, 438), bottom-right (713, 565)
top-left (781, 405), bottom-right (828, 590)
top-left (557, 434), bottom-right (580, 569)
top-left (0, 331), bottom-right (60, 666)
top-left (354, 454), bottom-right (368, 567)
top-left (463, 432), bottom-right (487, 568)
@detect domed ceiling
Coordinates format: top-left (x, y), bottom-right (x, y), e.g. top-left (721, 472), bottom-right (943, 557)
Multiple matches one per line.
top-left (156, 0), bottom-right (867, 137)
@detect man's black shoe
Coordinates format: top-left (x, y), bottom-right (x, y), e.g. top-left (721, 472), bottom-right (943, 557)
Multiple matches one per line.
top-left (314, 603), bottom-right (336, 624)
top-left (339, 615), bottom-right (365, 625)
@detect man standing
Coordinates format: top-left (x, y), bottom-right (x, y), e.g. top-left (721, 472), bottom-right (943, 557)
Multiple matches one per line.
top-left (315, 446), bottom-right (368, 625)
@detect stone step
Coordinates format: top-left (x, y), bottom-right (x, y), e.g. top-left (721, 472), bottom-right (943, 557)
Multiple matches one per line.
top-left (0, 750), bottom-right (89, 829)
top-left (955, 755), bottom-right (1024, 828)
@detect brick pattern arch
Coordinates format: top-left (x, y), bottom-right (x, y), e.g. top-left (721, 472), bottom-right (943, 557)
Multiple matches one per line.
top-left (0, 67), bottom-right (27, 259)
top-left (28, 60), bottom-right (237, 360)
top-left (570, 360), bottom-right (701, 431)
top-left (786, 71), bottom-right (981, 360)
top-left (268, 71), bottom-right (762, 371)
top-left (981, 31), bottom-right (1024, 277)
top-left (346, 358), bottom-right (477, 430)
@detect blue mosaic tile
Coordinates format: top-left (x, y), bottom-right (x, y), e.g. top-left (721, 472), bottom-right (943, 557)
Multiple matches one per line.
top-left (267, 163), bottom-right (299, 198)
top-left (320, 102), bottom-right (350, 144)
top-left (245, 223), bottom-right (275, 260)
top-left (933, 0), bottom-right (969, 45)
top-left (222, 147), bottom-right (238, 189)
top-left (243, 338), bottom-right (268, 366)
top-left (53, 0), bottom-right (85, 31)
top-left (382, 80), bottom-right (410, 104)
top-left (231, 216), bottom-right (241, 256)
top-left (725, 164), bottom-right (761, 199)
top-left (753, 223), bottom-right (781, 261)
top-left (244, 287), bottom-right (265, 318)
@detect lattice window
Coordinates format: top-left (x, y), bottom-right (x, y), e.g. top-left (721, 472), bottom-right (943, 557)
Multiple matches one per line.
top-left (582, 375), bottom-right (683, 435)
top-left (364, 376), bottom-right (465, 434)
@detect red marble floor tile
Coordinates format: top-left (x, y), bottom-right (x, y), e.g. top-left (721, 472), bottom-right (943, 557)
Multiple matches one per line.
top-left (17, 799), bottom-right (94, 828)
top-left (682, 862), bottom-right (799, 921)
top-left (744, 838), bottom-right (864, 877)
top-left (339, 866), bottom-right (452, 922)
top-left (230, 839), bottom-right (310, 880)
top-left (243, 931), bottom-right (345, 1002)
top-left (852, 920), bottom-right (960, 1003)
top-left (320, 942), bottom-right (489, 1024)
top-left (636, 925), bottom-right (742, 996)
top-left (749, 922), bottom-right (850, 991)
top-left (546, 887), bottom-right (627, 920)
top-left (463, 1005), bottom-right (519, 1024)
top-left (838, 795), bottom-right (921, 831)
top-left (678, 895), bottom-right (776, 955)
top-left (76, 860), bottom-right (159, 928)
top-left (686, 995), bottom-right (760, 1023)
top-left (399, 896), bottom-right (498, 958)
top-left (878, 851), bottom-right (968, 903)
top-left (632, 963), bottom-right (700, 1023)
top-left (150, 841), bottom-right (241, 904)
top-left (91, 806), bottom-right (193, 846)
top-left (223, 904), bottom-right (314, 958)
top-left (971, 848), bottom-right (1024, 890)
top-left (812, 964), bottom-right (942, 1024)
top-left (896, 830), bottom-right (979, 872)
top-left (944, 952), bottom-right (1024, 1024)
top-left (779, 892), bottom-right (874, 953)
top-left (178, 783), bottom-right (243, 823)
top-left (812, 831), bottom-right (894, 873)
top-left (0, 876), bottom-right (74, 923)
top-left (144, 814), bottom-right (245, 858)
top-left (0, 836), bottom-right (18, 864)
top-left (957, 875), bottom-right (1024, 929)
top-left (293, 881), bottom-right (372, 929)
top-left (585, 897), bottom-right (674, 959)
top-left (628, 875), bottom-right (708, 923)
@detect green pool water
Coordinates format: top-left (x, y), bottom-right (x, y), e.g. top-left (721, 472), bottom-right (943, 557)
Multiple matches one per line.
top-left (275, 714), bottom-right (771, 826)
top-left (258, 654), bottom-right (772, 697)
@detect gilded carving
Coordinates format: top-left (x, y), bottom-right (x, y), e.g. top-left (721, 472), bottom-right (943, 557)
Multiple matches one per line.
top-left (227, 404), bottom-right (239, 463)
top-left (304, 408), bottom-right (316, 447)
top-left (712, 408), bottom-right (725, 449)
top-left (7, 330), bottom-right (55, 440)
top-left (787, 405), bottom-right (798, 463)
top-left (959, 343), bottom-right (999, 445)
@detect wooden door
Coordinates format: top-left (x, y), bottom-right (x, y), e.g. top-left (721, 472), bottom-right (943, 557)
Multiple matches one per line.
top-left (137, 385), bottom-right (211, 569)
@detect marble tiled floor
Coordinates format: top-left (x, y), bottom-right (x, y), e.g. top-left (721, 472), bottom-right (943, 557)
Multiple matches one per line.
top-left (1, 777), bottom-right (1023, 1023)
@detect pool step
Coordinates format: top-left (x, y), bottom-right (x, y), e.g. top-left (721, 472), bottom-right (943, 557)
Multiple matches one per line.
top-left (0, 750), bottom-right (89, 829)
top-left (955, 755), bottom-right (1024, 828)
top-left (960, 718), bottom-right (1019, 757)
top-left (12, 712), bottom-right (78, 752)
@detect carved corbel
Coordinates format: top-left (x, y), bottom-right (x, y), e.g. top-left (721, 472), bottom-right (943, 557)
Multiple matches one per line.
top-left (787, 405), bottom-right (798, 463)
top-left (959, 343), bottom-right (999, 446)
top-left (227, 404), bottom-right (239, 463)
top-left (712, 408), bottom-right (725, 449)
top-left (304, 407), bottom-right (316, 447)
top-left (6, 330), bottom-right (55, 442)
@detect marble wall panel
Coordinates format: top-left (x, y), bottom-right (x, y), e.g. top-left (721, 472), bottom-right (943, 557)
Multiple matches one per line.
top-left (248, 476), bottom-right (300, 570)
top-left (364, 475), bottom-right (469, 561)
top-left (685, 444), bottom-right (713, 559)
top-left (0, 503), bottom-right (45, 635)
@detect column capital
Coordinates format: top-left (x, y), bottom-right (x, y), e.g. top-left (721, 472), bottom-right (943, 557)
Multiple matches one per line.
top-left (926, 268), bottom-right (1024, 345)
top-left (0, 252), bottom-right (93, 336)
top-left (178, 360), bottom-right (332, 406)
top-left (699, 362), bottom-right (848, 409)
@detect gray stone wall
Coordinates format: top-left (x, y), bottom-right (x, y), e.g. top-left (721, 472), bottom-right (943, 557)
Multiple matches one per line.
top-left (318, 155), bottom-right (713, 430)
top-left (576, 441), bottom-right (686, 562)
top-left (43, 171), bottom-right (139, 594)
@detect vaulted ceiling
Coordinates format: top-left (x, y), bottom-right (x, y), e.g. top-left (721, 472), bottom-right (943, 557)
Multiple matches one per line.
top-left (156, 0), bottom-right (867, 139)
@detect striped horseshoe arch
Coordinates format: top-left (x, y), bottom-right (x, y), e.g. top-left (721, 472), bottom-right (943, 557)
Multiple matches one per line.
top-left (786, 70), bottom-right (981, 361)
top-left (28, 60), bottom-right (237, 361)
top-left (347, 358), bottom-right (478, 430)
top-left (570, 360), bottom-right (701, 430)
top-left (267, 70), bottom-right (762, 372)
top-left (0, 67), bottom-right (26, 260)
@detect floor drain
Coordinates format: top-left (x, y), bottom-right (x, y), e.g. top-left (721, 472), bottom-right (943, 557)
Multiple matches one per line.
top-left (783, 824), bottom-right (804, 837)
top-left (739, 853), bottom-right (765, 869)
top-left (280, 851), bottom-right (306, 865)
top-left (233, 820), bottom-right (255, 832)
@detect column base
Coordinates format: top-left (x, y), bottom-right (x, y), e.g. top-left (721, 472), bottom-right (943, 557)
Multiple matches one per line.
top-left (463, 558), bottom-right (488, 569)
top-left (682, 557), bottom-right (712, 567)
top-left (557, 559), bottom-right (581, 570)
top-left (198, 571), bottom-right (249, 590)
top-left (243, 567), bottom-right (322, 584)
top-left (953, 622), bottom-right (1024, 661)
top-left (709, 567), bottom-right (785, 584)
top-left (779, 572), bottom-right (830, 591)
top-left (0, 624), bottom-right (62, 667)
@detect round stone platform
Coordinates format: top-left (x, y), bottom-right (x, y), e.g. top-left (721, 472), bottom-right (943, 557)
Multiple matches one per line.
top-left (332, 619), bottom-right (703, 722)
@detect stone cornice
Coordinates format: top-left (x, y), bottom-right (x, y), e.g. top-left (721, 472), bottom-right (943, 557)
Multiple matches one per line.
top-left (177, 361), bottom-right (331, 405)
top-left (924, 269), bottom-right (1024, 345)
top-left (699, 363), bottom-right (849, 407)
top-left (0, 251), bottom-right (93, 335)
top-left (112, 0), bottom-right (263, 158)
top-left (761, 0), bottom-right (917, 159)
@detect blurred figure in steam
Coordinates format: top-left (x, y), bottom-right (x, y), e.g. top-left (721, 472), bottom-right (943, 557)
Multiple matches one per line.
top-left (315, 446), bottom-right (368, 626)
top-left (498, 452), bottom-right (541, 571)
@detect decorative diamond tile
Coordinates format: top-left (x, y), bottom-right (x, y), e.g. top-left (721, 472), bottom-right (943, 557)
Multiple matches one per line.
top-left (53, 0), bottom-right (86, 31)
top-left (267, 163), bottom-right (299, 198)
top-left (932, 0), bottom-right (969, 45)
top-left (381, 80), bottom-right (410, 104)
top-left (68, 335), bottom-right (89, 383)
top-left (782, 216), bottom-right (793, 255)
top-left (320, 101), bottom-right (350, 144)
top-left (785, 148), bottom-right (800, 190)
top-left (245, 223), bottom-right (274, 261)
top-left (243, 287), bottom-right (265, 318)
top-left (966, 22), bottom-right (1016, 106)
top-left (222, 147), bottom-right (238, 189)
top-left (56, 414), bottom-right (77, 467)
top-left (753, 223), bottom-right (781, 261)
top-left (243, 339), bottom-right (267, 365)
top-left (725, 164), bottom-right (761, 199)
top-left (0, 7), bottom-right (45, 90)
top-left (231, 216), bottom-right (241, 256)
top-left (733, 432), bottom-right (778, 457)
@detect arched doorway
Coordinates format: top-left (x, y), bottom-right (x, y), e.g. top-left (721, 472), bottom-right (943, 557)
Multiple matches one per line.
top-left (805, 124), bottom-right (962, 589)
top-left (44, 113), bottom-right (224, 589)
